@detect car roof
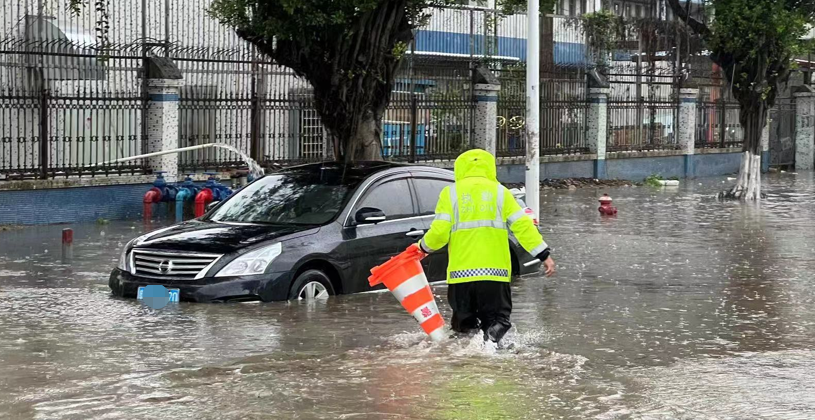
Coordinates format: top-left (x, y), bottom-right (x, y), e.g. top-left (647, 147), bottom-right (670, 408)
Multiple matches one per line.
top-left (276, 161), bottom-right (451, 183)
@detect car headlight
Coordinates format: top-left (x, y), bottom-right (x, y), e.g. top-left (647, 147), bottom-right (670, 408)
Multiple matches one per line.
top-left (215, 243), bottom-right (283, 277)
top-left (117, 239), bottom-right (136, 271)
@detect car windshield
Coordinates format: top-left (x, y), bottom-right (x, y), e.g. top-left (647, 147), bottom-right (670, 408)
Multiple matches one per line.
top-left (208, 172), bottom-right (358, 225)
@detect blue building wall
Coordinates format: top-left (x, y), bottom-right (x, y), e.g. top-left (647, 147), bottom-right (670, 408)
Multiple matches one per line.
top-left (382, 123), bottom-right (427, 157)
top-left (413, 30), bottom-right (587, 65)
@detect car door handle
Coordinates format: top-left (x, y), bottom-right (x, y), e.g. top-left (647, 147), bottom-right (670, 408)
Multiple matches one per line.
top-left (405, 230), bottom-right (425, 237)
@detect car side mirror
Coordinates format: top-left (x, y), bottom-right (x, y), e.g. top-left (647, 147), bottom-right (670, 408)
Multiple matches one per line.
top-left (355, 207), bottom-right (386, 224)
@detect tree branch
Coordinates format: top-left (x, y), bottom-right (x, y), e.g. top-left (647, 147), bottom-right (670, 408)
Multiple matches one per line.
top-left (665, 0), bottom-right (711, 38)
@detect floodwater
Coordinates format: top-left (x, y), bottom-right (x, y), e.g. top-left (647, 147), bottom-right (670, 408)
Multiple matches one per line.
top-left (2, 173), bottom-right (815, 419)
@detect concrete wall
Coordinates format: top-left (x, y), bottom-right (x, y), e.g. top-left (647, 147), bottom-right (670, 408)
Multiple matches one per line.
top-left (497, 160), bottom-right (595, 183)
top-left (495, 151), bottom-right (742, 184)
top-left (606, 155), bottom-right (685, 180)
top-left (693, 152), bottom-right (742, 177)
top-left (0, 183), bottom-right (152, 225)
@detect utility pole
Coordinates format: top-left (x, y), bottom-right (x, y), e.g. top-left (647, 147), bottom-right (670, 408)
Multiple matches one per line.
top-left (526, 0), bottom-right (541, 220)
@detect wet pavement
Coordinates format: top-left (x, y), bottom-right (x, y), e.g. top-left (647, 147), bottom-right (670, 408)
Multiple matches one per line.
top-left (1, 172), bottom-right (815, 419)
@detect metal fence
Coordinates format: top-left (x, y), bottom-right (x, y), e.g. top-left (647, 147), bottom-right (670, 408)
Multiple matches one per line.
top-left (769, 99), bottom-right (796, 168)
top-left (607, 73), bottom-right (679, 152)
top-left (695, 77), bottom-right (743, 149)
top-left (495, 68), bottom-right (590, 157)
top-left (381, 62), bottom-right (475, 162)
top-left (1, 1), bottom-right (521, 178)
top-left (3, 1), bottom-right (780, 179)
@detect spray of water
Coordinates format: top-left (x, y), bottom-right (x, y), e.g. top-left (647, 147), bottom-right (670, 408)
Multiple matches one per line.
top-left (203, 143), bottom-right (265, 180)
top-left (94, 143), bottom-right (266, 179)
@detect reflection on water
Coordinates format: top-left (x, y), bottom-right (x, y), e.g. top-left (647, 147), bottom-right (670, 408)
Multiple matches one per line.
top-left (1, 173), bottom-right (815, 419)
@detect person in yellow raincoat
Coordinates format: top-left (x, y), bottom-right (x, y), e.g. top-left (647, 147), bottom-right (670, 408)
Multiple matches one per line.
top-left (417, 149), bottom-right (555, 344)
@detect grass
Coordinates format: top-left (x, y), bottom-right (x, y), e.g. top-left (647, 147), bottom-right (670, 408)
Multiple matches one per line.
top-left (644, 174), bottom-right (664, 188)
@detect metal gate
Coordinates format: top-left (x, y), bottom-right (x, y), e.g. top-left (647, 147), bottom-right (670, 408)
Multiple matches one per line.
top-left (769, 100), bottom-right (796, 168)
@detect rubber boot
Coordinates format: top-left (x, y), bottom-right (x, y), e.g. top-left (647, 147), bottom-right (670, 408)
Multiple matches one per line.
top-left (484, 322), bottom-right (511, 345)
top-left (449, 320), bottom-right (481, 340)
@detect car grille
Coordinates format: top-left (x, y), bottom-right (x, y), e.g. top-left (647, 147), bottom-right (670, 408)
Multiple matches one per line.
top-left (131, 250), bottom-right (221, 280)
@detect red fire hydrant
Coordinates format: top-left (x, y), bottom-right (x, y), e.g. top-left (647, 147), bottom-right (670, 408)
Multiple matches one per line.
top-left (598, 193), bottom-right (617, 216)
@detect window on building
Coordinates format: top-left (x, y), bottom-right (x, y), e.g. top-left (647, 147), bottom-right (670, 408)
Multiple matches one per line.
top-left (569, 0), bottom-right (577, 16)
top-left (635, 5), bottom-right (642, 17)
top-left (289, 88), bottom-right (326, 160)
top-left (614, 2), bottom-right (621, 16)
top-left (625, 5), bottom-right (631, 18)
top-left (299, 108), bottom-right (324, 159)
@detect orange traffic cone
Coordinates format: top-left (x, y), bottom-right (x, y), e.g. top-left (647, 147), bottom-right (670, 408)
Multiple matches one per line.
top-left (369, 245), bottom-right (446, 342)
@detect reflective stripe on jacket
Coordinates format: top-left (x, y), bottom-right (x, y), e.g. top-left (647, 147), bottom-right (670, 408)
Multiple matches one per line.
top-left (419, 149), bottom-right (548, 284)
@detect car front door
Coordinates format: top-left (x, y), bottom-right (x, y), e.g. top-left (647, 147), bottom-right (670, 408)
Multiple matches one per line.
top-left (339, 175), bottom-right (427, 294)
top-left (411, 176), bottom-right (454, 282)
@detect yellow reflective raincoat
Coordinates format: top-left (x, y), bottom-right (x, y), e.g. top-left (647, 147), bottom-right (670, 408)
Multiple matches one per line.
top-left (419, 149), bottom-right (548, 284)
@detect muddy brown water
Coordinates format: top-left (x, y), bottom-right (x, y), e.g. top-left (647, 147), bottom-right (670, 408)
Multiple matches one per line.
top-left (1, 173), bottom-right (815, 419)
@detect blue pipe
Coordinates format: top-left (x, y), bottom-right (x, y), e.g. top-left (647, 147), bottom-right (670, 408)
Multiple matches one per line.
top-left (175, 189), bottom-right (192, 223)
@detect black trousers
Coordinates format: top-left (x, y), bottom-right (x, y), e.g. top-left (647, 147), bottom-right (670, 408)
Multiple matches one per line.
top-left (448, 280), bottom-right (512, 342)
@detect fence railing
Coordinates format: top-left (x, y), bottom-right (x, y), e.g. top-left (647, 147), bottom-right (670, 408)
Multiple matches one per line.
top-left (3, 0), bottom-right (772, 179)
top-left (769, 99), bottom-right (796, 167)
top-left (495, 69), bottom-right (590, 157)
top-left (607, 73), bottom-right (680, 152)
top-left (695, 80), bottom-right (743, 149)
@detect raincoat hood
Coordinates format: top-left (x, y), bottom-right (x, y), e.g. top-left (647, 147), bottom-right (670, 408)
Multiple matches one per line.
top-left (453, 149), bottom-right (497, 182)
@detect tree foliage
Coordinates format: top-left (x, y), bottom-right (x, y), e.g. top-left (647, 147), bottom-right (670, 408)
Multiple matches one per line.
top-left (207, 0), bottom-right (553, 161)
top-left (669, 0), bottom-right (814, 115)
top-left (668, 0), bottom-right (814, 200)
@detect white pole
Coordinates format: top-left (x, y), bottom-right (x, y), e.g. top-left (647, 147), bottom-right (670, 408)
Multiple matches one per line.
top-left (526, 0), bottom-right (541, 220)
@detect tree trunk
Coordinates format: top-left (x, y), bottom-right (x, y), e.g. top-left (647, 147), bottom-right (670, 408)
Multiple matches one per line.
top-left (234, 1), bottom-right (413, 162)
top-left (720, 103), bottom-right (766, 201)
top-left (350, 112), bottom-right (384, 161)
top-left (258, 1), bottom-right (412, 163)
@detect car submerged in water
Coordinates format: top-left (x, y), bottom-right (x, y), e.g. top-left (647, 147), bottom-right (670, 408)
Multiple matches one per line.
top-left (109, 162), bottom-right (541, 303)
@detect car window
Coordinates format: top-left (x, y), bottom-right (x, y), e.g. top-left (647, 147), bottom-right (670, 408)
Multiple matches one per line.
top-left (356, 179), bottom-right (415, 221)
top-left (414, 178), bottom-right (451, 215)
top-left (208, 174), bottom-right (354, 225)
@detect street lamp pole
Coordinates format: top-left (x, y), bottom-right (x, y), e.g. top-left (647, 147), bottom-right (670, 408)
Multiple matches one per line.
top-left (526, 0), bottom-right (541, 220)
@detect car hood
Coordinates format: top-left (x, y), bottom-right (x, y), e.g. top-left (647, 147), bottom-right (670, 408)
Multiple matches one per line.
top-left (132, 221), bottom-right (318, 254)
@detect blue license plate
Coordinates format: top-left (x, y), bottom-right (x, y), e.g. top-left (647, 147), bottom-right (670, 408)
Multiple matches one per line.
top-left (137, 286), bottom-right (180, 302)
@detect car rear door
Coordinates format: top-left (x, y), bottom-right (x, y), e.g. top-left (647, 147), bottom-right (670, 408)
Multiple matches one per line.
top-left (410, 175), bottom-right (454, 282)
top-left (339, 174), bottom-right (428, 294)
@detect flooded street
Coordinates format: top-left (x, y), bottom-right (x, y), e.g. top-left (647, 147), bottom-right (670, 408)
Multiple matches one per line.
top-left (2, 172), bottom-right (815, 419)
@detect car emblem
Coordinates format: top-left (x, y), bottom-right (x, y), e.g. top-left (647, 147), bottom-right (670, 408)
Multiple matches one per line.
top-left (158, 260), bottom-right (173, 274)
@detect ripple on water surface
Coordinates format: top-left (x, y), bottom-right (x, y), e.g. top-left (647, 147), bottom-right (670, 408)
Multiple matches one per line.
top-left (1, 173), bottom-right (815, 419)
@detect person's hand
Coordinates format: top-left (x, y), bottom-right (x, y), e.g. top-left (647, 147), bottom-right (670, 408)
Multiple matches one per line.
top-left (542, 257), bottom-right (555, 277)
top-left (413, 242), bottom-right (428, 255)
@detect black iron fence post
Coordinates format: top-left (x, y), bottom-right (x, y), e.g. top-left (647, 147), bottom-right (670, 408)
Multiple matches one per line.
top-left (719, 95), bottom-right (726, 148)
top-left (409, 36), bottom-right (417, 164)
top-left (410, 93), bottom-right (418, 163)
top-left (250, 60), bottom-right (261, 162)
top-left (38, 88), bottom-right (49, 179)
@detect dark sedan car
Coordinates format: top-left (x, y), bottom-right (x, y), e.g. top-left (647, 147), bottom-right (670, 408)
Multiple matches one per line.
top-left (110, 162), bottom-right (541, 302)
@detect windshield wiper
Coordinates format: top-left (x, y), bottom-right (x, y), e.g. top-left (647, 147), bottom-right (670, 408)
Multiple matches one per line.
top-left (213, 220), bottom-right (287, 226)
